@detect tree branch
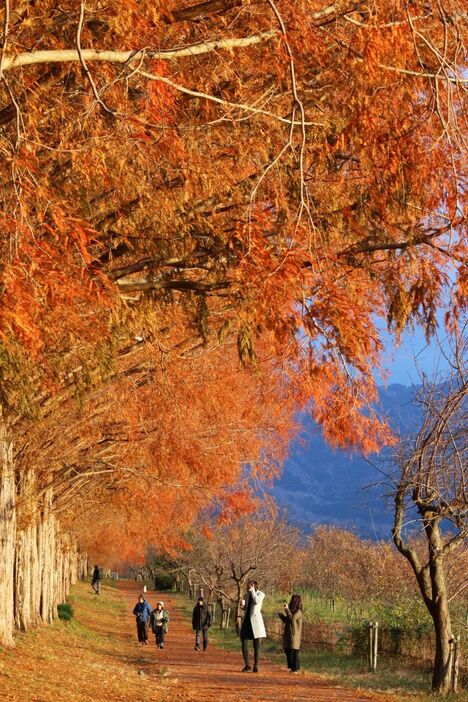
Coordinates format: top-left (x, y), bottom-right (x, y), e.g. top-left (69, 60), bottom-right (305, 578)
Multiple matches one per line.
top-left (169, 0), bottom-right (242, 23)
top-left (136, 68), bottom-right (322, 126)
top-left (115, 278), bottom-right (231, 293)
top-left (1, 30), bottom-right (278, 72)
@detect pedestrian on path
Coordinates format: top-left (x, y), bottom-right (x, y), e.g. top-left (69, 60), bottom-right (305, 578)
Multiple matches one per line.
top-left (192, 595), bottom-right (212, 651)
top-left (239, 580), bottom-right (266, 673)
top-left (278, 594), bottom-right (303, 673)
top-left (91, 565), bottom-right (102, 594)
top-left (133, 594), bottom-right (152, 645)
top-left (150, 600), bottom-right (169, 649)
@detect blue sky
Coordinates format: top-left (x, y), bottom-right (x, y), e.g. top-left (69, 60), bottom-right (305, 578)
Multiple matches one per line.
top-left (379, 324), bottom-right (451, 386)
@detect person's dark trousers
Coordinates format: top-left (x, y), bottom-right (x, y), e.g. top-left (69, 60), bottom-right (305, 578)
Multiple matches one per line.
top-left (92, 580), bottom-right (101, 594)
top-left (155, 626), bottom-right (165, 647)
top-left (137, 620), bottom-right (149, 643)
top-left (241, 638), bottom-right (260, 668)
top-left (285, 648), bottom-right (300, 671)
top-left (195, 628), bottom-right (208, 650)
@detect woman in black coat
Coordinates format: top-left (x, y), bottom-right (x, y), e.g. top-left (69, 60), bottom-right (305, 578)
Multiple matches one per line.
top-left (278, 594), bottom-right (303, 673)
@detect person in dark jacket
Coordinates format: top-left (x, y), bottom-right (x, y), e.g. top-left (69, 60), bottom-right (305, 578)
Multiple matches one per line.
top-left (192, 596), bottom-right (212, 651)
top-left (133, 594), bottom-right (152, 645)
top-left (278, 594), bottom-right (303, 673)
top-left (91, 565), bottom-right (102, 595)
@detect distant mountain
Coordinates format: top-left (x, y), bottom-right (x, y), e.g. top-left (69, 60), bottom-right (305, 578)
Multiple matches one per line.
top-left (272, 384), bottom-right (422, 539)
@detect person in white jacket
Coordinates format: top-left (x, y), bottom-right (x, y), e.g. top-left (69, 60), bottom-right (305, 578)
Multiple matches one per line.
top-left (239, 580), bottom-right (266, 672)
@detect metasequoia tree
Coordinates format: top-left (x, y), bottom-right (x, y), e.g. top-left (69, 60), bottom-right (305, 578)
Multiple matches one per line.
top-left (392, 335), bottom-right (467, 695)
top-left (0, 0), bottom-right (466, 644)
top-left (19, 334), bottom-right (296, 561)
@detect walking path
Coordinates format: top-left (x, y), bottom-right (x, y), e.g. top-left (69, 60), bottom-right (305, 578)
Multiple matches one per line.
top-left (119, 581), bottom-right (394, 702)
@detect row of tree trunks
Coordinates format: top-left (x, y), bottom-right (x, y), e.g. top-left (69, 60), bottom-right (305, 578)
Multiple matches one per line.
top-left (1, 423), bottom-right (85, 646)
top-left (0, 420), bottom-right (16, 647)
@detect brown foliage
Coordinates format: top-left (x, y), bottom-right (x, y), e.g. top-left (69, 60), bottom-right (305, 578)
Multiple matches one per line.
top-left (303, 525), bottom-right (417, 604)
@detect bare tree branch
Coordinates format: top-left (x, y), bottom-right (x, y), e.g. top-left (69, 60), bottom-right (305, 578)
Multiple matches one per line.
top-left (1, 30), bottom-right (279, 72)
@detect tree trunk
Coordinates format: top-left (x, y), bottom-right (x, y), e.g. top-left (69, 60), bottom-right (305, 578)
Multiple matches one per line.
top-left (38, 487), bottom-right (57, 624)
top-left (55, 532), bottom-right (64, 607)
top-left (427, 522), bottom-right (454, 695)
top-left (77, 552), bottom-right (88, 581)
top-left (14, 528), bottom-right (30, 630)
top-left (235, 579), bottom-right (243, 634)
top-left (0, 422), bottom-right (16, 647)
top-left (14, 467), bottom-right (36, 631)
top-left (29, 519), bottom-right (41, 626)
top-left (430, 572), bottom-right (454, 694)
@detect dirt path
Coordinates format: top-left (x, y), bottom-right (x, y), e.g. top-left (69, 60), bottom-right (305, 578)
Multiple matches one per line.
top-left (118, 581), bottom-right (394, 702)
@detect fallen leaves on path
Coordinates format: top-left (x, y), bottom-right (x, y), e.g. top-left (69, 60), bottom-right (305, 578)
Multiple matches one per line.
top-left (0, 579), bottom-right (397, 702)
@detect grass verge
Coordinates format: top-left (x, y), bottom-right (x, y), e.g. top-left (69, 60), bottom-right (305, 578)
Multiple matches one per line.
top-left (0, 579), bottom-right (176, 702)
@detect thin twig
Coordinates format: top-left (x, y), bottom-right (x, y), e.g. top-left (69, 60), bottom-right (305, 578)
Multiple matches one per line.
top-left (76, 1), bottom-right (114, 114)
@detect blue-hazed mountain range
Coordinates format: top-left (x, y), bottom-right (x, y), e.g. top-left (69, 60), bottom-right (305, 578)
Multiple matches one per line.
top-left (272, 384), bottom-right (422, 539)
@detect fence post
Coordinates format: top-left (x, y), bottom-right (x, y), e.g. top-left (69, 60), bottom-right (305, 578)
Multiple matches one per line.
top-left (368, 622), bottom-right (378, 672)
top-left (368, 622), bottom-right (373, 671)
top-left (373, 621), bottom-right (379, 672)
top-left (451, 635), bottom-right (460, 694)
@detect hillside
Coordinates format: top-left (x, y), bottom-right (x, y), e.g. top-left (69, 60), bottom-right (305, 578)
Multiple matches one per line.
top-left (272, 384), bottom-right (422, 537)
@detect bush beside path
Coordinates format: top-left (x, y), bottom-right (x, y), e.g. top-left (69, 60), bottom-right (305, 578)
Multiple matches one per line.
top-left (0, 578), bottom-right (403, 702)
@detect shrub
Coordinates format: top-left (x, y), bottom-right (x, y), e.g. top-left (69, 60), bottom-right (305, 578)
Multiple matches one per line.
top-left (154, 573), bottom-right (173, 591)
top-left (57, 603), bottom-right (74, 621)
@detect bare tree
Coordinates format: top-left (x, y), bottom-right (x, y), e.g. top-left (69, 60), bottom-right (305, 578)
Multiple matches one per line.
top-left (177, 503), bottom-right (300, 622)
top-left (392, 332), bottom-right (467, 695)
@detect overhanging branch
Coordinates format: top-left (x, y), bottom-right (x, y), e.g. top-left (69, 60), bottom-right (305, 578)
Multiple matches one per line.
top-left (1, 30), bottom-right (278, 72)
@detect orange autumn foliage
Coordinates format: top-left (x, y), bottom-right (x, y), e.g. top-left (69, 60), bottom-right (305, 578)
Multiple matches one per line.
top-left (0, 1), bottom-right (465, 559)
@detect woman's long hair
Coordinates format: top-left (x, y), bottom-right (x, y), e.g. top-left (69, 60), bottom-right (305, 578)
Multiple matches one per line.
top-left (288, 594), bottom-right (303, 614)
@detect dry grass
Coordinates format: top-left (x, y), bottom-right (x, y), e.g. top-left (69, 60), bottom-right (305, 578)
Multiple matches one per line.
top-left (0, 581), bottom-right (176, 702)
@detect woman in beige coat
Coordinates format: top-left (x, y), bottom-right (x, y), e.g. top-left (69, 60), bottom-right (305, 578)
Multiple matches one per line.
top-left (278, 594), bottom-right (303, 672)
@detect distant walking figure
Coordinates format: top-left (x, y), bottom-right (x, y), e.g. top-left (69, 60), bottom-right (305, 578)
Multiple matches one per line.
top-left (240, 580), bottom-right (266, 672)
top-left (150, 601), bottom-right (169, 649)
top-left (91, 565), bottom-right (102, 595)
top-left (133, 594), bottom-right (152, 645)
top-left (278, 594), bottom-right (303, 673)
top-left (192, 595), bottom-right (212, 651)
